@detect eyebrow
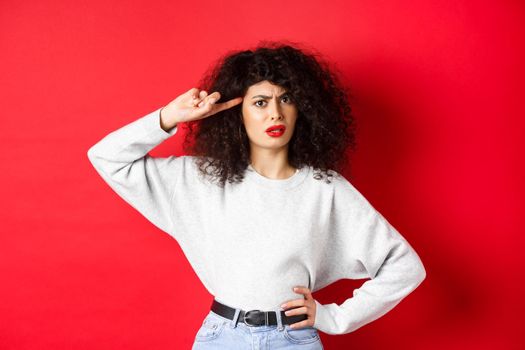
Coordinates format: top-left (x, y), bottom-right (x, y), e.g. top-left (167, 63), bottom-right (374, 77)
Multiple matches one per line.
top-left (251, 92), bottom-right (289, 99)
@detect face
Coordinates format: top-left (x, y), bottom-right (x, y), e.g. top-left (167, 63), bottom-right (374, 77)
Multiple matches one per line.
top-left (241, 80), bottom-right (298, 152)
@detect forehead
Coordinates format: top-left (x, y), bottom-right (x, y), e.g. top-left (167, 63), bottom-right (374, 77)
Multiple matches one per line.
top-left (246, 80), bottom-right (286, 95)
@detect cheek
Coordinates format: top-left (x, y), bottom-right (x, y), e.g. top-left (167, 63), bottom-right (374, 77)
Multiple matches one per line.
top-left (243, 108), bottom-right (266, 124)
top-left (241, 105), bottom-right (257, 121)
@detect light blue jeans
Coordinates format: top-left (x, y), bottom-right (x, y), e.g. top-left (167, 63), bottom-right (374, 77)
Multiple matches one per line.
top-left (192, 307), bottom-right (324, 349)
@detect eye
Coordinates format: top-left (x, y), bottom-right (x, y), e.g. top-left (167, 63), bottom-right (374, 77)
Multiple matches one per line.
top-left (281, 95), bottom-right (293, 104)
top-left (254, 100), bottom-right (266, 107)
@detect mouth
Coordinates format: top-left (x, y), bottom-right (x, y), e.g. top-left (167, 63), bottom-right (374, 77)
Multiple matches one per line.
top-left (265, 125), bottom-right (286, 134)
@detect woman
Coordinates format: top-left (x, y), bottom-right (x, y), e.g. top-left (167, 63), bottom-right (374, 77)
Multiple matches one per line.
top-left (87, 41), bottom-right (426, 349)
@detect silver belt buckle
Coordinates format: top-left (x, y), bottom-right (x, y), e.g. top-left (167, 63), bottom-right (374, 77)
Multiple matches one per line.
top-left (243, 309), bottom-right (268, 327)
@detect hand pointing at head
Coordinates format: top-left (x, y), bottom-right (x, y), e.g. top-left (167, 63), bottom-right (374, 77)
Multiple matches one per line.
top-left (159, 87), bottom-right (244, 131)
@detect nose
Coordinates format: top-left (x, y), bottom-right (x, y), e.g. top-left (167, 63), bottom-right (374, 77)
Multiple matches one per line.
top-left (269, 98), bottom-right (283, 120)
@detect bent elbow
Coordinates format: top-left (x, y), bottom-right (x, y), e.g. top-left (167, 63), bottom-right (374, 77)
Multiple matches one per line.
top-left (87, 145), bottom-right (109, 170)
top-left (87, 145), bottom-right (98, 164)
top-left (412, 260), bottom-right (427, 288)
top-left (86, 145), bottom-right (110, 174)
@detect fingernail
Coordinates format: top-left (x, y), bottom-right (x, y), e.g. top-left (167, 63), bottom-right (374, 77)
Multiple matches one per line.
top-left (281, 304), bottom-right (286, 308)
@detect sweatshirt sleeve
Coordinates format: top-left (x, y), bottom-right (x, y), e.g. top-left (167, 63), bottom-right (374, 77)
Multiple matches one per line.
top-left (313, 175), bottom-right (427, 335)
top-left (87, 107), bottom-right (183, 236)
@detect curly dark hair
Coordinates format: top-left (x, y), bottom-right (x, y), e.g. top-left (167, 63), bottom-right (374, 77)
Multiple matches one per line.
top-left (181, 40), bottom-right (357, 187)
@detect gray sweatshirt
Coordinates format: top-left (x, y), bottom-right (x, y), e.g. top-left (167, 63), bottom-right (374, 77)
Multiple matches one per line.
top-left (87, 107), bottom-right (426, 335)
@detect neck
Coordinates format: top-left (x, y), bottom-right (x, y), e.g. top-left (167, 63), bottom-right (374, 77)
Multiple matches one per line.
top-left (249, 148), bottom-right (296, 180)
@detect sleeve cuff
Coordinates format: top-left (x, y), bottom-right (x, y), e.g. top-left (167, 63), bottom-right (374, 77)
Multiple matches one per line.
top-left (154, 107), bottom-right (178, 137)
top-left (313, 299), bottom-right (336, 335)
top-left (155, 107), bottom-right (179, 136)
top-left (137, 106), bottom-right (179, 138)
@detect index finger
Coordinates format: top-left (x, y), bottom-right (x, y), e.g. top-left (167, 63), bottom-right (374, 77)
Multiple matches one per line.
top-left (212, 96), bottom-right (243, 113)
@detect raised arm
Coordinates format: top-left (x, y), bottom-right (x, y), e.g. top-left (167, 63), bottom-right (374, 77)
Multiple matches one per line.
top-left (313, 175), bottom-right (427, 335)
top-left (87, 107), bottom-right (183, 234)
top-left (87, 88), bottom-right (244, 236)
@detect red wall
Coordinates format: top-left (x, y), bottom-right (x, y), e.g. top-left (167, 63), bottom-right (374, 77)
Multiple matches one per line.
top-left (1, 1), bottom-right (523, 349)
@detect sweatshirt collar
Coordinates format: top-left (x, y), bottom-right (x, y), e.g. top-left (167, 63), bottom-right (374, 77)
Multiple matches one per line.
top-left (244, 164), bottom-right (310, 190)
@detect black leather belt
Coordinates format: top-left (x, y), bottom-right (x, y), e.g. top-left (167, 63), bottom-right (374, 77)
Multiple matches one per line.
top-left (211, 299), bottom-right (307, 327)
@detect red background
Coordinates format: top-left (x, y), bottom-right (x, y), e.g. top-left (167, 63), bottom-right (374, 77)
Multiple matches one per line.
top-left (1, 1), bottom-right (524, 349)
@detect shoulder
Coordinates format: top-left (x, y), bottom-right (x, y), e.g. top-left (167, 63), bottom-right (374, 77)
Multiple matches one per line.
top-left (178, 155), bottom-right (223, 189)
top-left (328, 170), bottom-right (375, 209)
top-left (309, 167), bottom-right (341, 185)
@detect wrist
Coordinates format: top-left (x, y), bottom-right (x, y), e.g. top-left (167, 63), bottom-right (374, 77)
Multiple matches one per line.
top-left (159, 107), bottom-right (177, 131)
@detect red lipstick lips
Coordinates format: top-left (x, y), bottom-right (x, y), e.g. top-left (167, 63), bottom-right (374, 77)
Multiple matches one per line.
top-left (265, 124), bottom-right (286, 137)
